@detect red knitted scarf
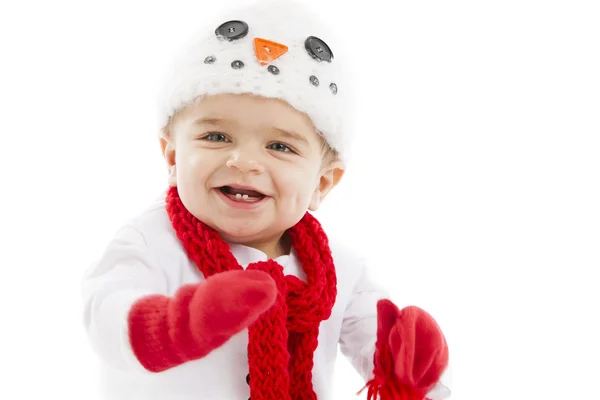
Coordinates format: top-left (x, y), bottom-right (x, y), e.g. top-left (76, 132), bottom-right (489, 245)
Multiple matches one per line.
top-left (165, 187), bottom-right (337, 400)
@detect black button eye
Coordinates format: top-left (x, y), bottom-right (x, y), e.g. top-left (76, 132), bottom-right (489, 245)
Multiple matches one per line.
top-left (305, 36), bottom-right (333, 62)
top-left (231, 60), bottom-right (245, 69)
top-left (268, 65), bottom-right (280, 75)
top-left (215, 20), bottom-right (249, 41)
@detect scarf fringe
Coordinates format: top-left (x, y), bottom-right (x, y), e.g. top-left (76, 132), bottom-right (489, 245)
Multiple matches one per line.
top-left (358, 344), bottom-right (428, 400)
top-left (358, 379), bottom-right (428, 400)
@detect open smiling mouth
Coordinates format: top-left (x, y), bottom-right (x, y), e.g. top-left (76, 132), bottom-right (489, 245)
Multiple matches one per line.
top-left (219, 186), bottom-right (267, 203)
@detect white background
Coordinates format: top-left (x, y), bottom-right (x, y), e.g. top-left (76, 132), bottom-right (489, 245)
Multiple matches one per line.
top-left (1, 0), bottom-right (599, 399)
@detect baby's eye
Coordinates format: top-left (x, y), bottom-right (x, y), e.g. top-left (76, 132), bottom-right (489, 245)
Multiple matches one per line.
top-left (268, 142), bottom-right (294, 153)
top-left (204, 133), bottom-right (229, 142)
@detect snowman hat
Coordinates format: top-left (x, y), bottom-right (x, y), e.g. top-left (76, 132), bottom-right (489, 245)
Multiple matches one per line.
top-left (157, 0), bottom-right (355, 163)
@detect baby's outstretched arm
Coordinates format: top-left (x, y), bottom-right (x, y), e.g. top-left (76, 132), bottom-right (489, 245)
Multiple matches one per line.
top-left (128, 269), bottom-right (276, 372)
top-left (81, 225), bottom-right (276, 373)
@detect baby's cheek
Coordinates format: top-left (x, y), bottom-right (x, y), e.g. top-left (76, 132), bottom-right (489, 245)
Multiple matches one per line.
top-left (289, 185), bottom-right (316, 212)
top-left (178, 153), bottom-right (206, 180)
top-left (186, 151), bottom-right (207, 169)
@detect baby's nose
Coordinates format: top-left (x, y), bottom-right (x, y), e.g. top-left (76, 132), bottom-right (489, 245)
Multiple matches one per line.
top-left (226, 154), bottom-right (265, 174)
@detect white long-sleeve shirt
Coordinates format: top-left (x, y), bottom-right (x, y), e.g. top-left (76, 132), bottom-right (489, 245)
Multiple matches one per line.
top-left (81, 195), bottom-right (451, 400)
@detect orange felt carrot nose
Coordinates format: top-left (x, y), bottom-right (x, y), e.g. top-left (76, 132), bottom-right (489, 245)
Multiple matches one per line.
top-left (254, 38), bottom-right (288, 66)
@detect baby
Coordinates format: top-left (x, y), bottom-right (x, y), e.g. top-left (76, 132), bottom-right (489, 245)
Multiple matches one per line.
top-left (81, 1), bottom-right (451, 399)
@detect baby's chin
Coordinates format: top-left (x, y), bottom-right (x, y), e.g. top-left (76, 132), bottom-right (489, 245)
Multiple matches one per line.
top-left (209, 219), bottom-right (279, 245)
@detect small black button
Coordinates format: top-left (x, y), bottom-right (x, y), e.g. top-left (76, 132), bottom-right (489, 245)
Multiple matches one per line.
top-left (246, 374), bottom-right (250, 384)
top-left (231, 60), bottom-right (245, 69)
top-left (215, 20), bottom-right (249, 41)
top-left (310, 75), bottom-right (319, 87)
top-left (204, 56), bottom-right (216, 64)
top-left (329, 83), bottom-right (338, 95)
top-left (268, 65), bottom-right (280, 75)
top-left (305, 36), bottom-right (333, 62)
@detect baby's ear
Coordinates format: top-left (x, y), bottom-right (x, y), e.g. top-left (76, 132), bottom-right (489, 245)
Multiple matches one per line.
top-left (308, 160), bottom-right (345, 211)
top-left (159, 133), bottom-right (177, 186)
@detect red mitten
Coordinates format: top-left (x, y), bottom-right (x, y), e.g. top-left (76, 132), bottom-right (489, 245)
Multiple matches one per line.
top-left (128, 270), bottom-right (277, 372)
top-left (362, 299), bottom-right (449, 400)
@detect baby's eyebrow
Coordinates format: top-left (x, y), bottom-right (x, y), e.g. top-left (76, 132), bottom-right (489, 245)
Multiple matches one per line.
top-left (192, 117), bottom-right (228, 127)
top-left (273, 127), bottom-right (309, 145)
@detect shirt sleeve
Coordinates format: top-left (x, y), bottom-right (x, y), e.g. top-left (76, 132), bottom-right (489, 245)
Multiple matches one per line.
top-left (81, 224), bottom-right (169, 373)
top-left (338, 261), bottom-right (389, 381)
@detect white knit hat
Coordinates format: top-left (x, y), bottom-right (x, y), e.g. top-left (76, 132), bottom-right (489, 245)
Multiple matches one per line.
top-left (157, 0), bottom-right (354, 162)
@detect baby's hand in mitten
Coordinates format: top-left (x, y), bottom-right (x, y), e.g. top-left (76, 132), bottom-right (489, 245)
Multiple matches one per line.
top-left (385, 300), bottom-right (448, 397)
top-left (187, 270), bottom-right (278, 350)
top-left (364, 300), bottom-right (449, 400)
top-left (129, 270), bottom-right (277, 372)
